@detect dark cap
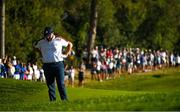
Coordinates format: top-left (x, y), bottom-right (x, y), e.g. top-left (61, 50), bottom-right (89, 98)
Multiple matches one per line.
top-left (44, 27), bottom-right (53, 37)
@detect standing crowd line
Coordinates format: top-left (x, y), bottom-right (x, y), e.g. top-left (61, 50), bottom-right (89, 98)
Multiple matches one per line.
top-left (0, 56), bottom-right (45, 82)
top-left (0, 55), bottom-right (86, 88)
top-left (81, 46), bottom-right (180, 82)
top-left (64, 61), bottom-right (86, 87)
top-left (1, 47), bottom-right (180, 86)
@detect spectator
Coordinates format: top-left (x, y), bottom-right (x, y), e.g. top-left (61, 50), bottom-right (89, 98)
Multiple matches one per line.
top-left (101, 60), bottom-right (108, 80)
top-left (82, 48), bottom-right (88, 64)
top-left (176, 54), bottom-right (180, 66)
top-left (170, 53), bottom-right (176, 67)
top-left (108, 60), bottom-right (114, 79)
top-left (91, 46), bottom-right (99, 63)
top-left (0, 58), bottom-right (6, 78)
top-left (78, 61), bottom-right (86, 87)
top-left (32, 63), bottom-right (39, 81)
top-left (96, 59), bottom-right (102, 81)
top-left (7, 62), bottom-right (15, 78)
top-left (20, 63), bottom-right (28, 80)
top-left (64, 64), bottom-right (70, 86)
top-left (69, 66), bottom-right (75, 87)
top-left (12, 56), bottom-right (17, 66)
top-left (91, 62), bottom-right (97, 80)
top-left (39, 68), bottom-right (45, 82)
top-left (27, 63), bottom-right (33, 80)
top-left (14, 60), bottom-right (21, 80)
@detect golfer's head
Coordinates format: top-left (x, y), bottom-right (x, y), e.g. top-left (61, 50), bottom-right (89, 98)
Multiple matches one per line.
top-left (44, 27), bottom-right (54, 41)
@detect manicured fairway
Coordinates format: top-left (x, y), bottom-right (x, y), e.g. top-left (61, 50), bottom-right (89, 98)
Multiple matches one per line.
top-left (0, 67), bottom-right (180, 111)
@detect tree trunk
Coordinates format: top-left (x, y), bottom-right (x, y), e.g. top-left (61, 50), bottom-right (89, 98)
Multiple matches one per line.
top-left (0, 0), bottom-right (5, 59)
top-left (87, 0), bottom-right (98, 65)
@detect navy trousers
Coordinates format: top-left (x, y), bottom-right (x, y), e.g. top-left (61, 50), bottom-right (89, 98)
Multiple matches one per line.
top-left (43, 61), bottom-right (68, 101)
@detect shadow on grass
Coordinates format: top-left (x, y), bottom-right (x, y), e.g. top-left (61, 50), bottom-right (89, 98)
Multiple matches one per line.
top-left (152, 74), bottom-right (164, 78)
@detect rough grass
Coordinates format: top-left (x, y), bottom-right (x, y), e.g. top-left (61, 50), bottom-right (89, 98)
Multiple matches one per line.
top-left (0, 67), bottom-right (180, 111)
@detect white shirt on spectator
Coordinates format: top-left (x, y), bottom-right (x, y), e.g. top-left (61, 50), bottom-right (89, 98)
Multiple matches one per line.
top-left (109, 61), bottom-right (114, 69)
top-left (28, 66), bottom-right (33, 80)
top-left (70, 68), bottom-right (75, 81)
top-left (177, 55), bottom-right (180, 64)
top-left (97, 60), bottom-right (101, 71)
top-left (92, 49), bottom-right (99, 59)
top-left (33, 64), bottom-right (40, 79)
top-left (8, 66), bottom-right (15, 76)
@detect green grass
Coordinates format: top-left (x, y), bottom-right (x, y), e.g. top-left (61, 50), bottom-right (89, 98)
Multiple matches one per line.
top-left (0, 67), bottom-right (180, 111)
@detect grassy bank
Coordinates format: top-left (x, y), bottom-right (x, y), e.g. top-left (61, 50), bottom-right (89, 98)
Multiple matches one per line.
top-left (0, 67), bottom-right (180, 111)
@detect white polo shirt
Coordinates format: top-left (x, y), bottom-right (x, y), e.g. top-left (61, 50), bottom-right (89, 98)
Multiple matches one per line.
top-left (35, 37), bottom-right (68, 63)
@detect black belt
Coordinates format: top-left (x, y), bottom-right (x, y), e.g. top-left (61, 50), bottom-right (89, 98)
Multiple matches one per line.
top-left (43, 61), bottom-right (63, 65)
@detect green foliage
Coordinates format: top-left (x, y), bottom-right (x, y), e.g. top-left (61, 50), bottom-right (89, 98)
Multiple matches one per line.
top-left (98, 0), bottom-right (115, 27)
top-left (97, 0), bottom-right (126, 47)
top-left (63, 0), bottom-right (90, 50)
top-left (5, 0), bottom-right (64, 62)
top-left (76, 22), bottom-right (89, 48)
top-left (4, 0), bottom-right (180, 62)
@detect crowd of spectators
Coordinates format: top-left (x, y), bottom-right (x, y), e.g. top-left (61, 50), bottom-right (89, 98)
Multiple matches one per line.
top-left (1, 46), bottom-right (180, 85)
top-left (82, 46), bottom-right (180, 82)
top-left (0, 56), bottom-right (45, 82)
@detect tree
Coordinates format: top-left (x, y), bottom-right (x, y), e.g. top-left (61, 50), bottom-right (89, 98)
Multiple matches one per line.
top-left (0, 0), bottom-right (5, 58)
top-left (4, 0), bottom-right (180, 63)
top-left (5, 0), bottom-right (64, 62)
top-left (87, 0), bottom-right (98, 64)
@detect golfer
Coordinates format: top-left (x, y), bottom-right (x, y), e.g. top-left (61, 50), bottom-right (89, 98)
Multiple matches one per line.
top-left (34, 27), bottom-right (73, 101)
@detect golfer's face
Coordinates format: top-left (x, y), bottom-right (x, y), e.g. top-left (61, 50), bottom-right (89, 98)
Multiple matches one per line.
top-left (46, 33), bottom-right (53, 41)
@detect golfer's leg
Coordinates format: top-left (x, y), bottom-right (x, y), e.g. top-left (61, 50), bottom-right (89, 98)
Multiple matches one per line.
top-left (43, 64), bottom-right (56, 101)
top-left (56, 62), bottom-right (68, 100)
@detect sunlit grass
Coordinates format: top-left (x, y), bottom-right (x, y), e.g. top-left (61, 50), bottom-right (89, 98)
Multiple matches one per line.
top-left (0, 67), bottom-right (180, 111)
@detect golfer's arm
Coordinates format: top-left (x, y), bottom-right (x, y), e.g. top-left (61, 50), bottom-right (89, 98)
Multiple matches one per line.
top-left (64, 41), bottom-right (73, 56)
